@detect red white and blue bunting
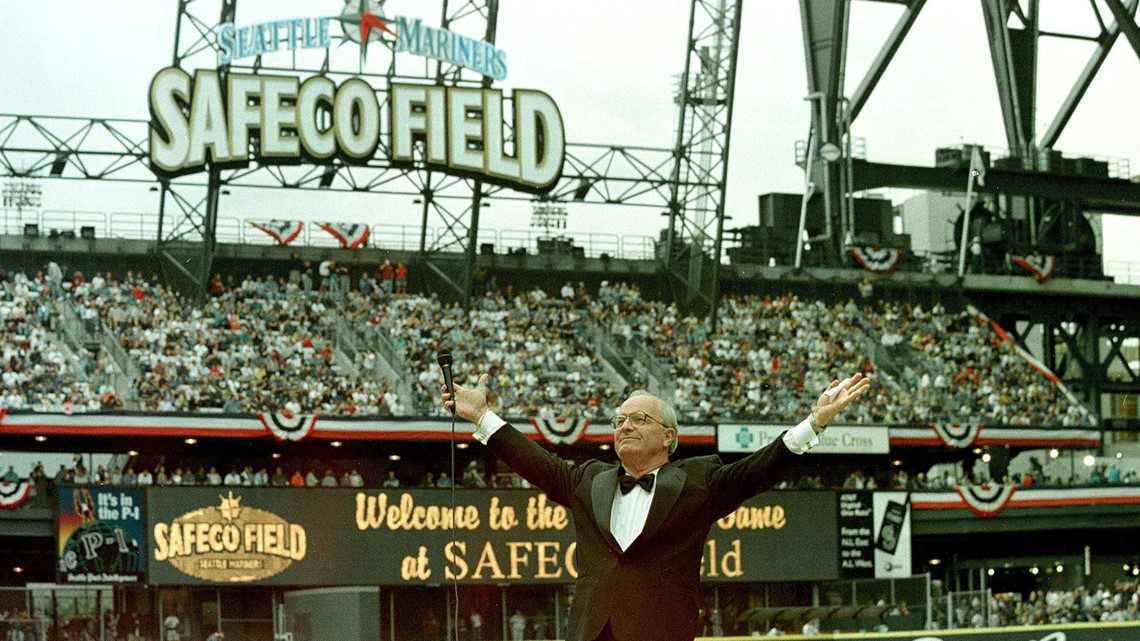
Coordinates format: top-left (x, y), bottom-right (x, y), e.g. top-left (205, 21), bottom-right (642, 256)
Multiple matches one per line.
top-left (888, 425), bottom-right (1098, 449)
top-left (928, 423), bottom-right (985, 449)
top-left (530, 417), bottom-right (591, 446)
top-left (257, 411), bottom-right (319, 442)
top-left (1010, 254), bottom-right (1057, 284)
top-left (248, 220), bottom-right (304, 246)
top-left (0, 478), bottom-right (31, 509)
top-left (0, 410), bottom-right (716, 447)
top-left (317, 222), bottom-right (371, 249)
top-left (849, 246), bottom-right (902, 274)
top-left (912, 485), bottom-right (1140, 518)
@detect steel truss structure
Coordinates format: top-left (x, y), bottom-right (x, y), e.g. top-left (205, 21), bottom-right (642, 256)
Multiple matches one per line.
top-left (975, 292), bottom-right (1140, 419)
top-left (0, 0), bottom-right (694, 305)
top-left (664, 0), bottom-right (744, 319)
top-left (801, 0), bottom-right (1140, 260)
top-left (2, 0), bottom-right (1139, 321)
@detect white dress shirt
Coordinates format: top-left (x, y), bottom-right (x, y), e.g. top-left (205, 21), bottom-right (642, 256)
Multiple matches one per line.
top-left (610, 467), bottom-right (660, 551)
top-left (473, 410), bottom-right (820, 550)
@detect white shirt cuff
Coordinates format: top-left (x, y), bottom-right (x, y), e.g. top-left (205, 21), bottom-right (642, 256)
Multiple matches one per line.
top-left (782, 417), bottom-right (820, 455)
top-left (473, 410), bottom-right (507, 444)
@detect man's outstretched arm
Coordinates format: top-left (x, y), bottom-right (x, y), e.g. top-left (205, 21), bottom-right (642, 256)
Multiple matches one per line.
top-left (441, 374), bottom-right (583, 506)
top-left (708, 373), bottom-right (873, 515)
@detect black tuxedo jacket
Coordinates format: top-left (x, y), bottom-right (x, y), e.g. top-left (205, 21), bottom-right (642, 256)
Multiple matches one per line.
top-left (484, 423), bottom-right (798, 641)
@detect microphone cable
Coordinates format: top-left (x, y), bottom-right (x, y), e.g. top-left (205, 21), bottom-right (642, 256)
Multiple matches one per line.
top-left (449, 389), bottom-right (459, 641)
top-left (437, 349), bottom-right (460, 641)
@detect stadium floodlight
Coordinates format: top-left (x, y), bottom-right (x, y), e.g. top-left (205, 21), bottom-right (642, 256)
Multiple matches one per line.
top-left (1082, 454), bottom-right (1095, 466)
top-left (530, 201), bottom-right (568, 230)
top-left (2, 177), bottom-right (43, 211)
top-left (1049, 448), bottom-right (1060, 459)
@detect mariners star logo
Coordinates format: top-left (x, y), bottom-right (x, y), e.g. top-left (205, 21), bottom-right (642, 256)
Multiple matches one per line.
top-left (338, 0), bottom-right (397, 62)
top-left (218, 492), bottom-right (243, 521)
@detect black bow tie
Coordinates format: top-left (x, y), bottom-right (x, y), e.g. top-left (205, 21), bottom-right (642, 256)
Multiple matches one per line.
top-left (618, 472), bottom-right (654, 495)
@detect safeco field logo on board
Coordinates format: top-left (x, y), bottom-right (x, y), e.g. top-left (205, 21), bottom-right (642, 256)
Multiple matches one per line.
top-left (147, 0), bottom-right (564, 193)
top-left (152, 492), bottom-right (307, 583)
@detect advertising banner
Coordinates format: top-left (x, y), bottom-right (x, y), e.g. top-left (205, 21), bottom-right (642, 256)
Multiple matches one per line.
top-left (145, 488), bottom-right (839, 586)
top-left (872, 491), bottom-right (912, 578)
top-left (836, 491), bottom-right (912, 580)
top-left (56, 487), bottom-right (146, 584)
top-left (719, 424), bottom-right (890, 454)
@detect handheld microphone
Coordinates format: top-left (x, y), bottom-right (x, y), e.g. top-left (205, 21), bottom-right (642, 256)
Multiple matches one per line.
top-left (437, 350), bottom-right (455, 414)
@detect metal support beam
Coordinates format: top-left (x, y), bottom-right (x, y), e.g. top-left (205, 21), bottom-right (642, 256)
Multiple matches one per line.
top-left (1041, 0), bottom-right (1137, 149)
top-left (980, 0), bottom-right (1037, 161)
top-left (155, 0), bottom-right (234, 302)
top-left (848, 0), bottom-right (927, 122)
top-left (1104, 0), bottom-right (1140, 60)
top-left (798, 0), bottom-right (850, 261)
top-left (665, 0), bottom-right (745, 322)
top-left (981, 293), bottom-right (1140, 419)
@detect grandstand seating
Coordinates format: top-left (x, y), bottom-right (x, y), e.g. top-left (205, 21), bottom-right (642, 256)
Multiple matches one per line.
top-left (0, 268), bottom-right (1096, 426)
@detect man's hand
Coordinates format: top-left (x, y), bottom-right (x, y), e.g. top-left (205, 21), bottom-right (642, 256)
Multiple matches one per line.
top-left (814, 373), bottom-right (872, 428)
top-left (440, 373), bottom-right (493, 424)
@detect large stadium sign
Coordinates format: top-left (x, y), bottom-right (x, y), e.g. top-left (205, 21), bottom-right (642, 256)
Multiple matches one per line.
top-left (145, 488), bottom-right (846, 586)
top-left (147, 0), bottom-right (564, 193)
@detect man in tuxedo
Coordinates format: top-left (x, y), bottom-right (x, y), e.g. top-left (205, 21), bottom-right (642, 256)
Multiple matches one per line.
top-left (442, 374), bottom-right (870, 641)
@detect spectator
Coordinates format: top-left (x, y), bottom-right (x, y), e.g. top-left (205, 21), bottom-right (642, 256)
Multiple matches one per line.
top-left (271, 467), bottom-right (289, 486)
top-left (509, 610), bottom-right (526, 641)
top-left (380, 260), bottom-right (394, 297)
top-left (394, 263), bottom-right (408, 294)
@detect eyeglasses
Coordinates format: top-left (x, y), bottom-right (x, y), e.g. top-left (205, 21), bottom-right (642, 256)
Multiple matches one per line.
top-left (609, 411), bottom-right (669, 430)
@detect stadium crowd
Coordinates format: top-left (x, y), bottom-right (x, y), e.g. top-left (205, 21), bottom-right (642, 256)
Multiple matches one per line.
top-left (67, 269), bottom-right (400, 415)
top-left (0, 265), bottom-right (1094, 428)
top-left (946, 583), bottom-right (1140, 627)
top-left (0, 267), bottom-right (110, 411)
